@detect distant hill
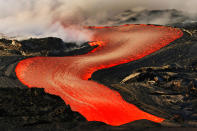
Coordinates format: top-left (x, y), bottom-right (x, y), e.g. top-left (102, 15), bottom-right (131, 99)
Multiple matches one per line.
top-left (106, 9), bottom-right (196, 25)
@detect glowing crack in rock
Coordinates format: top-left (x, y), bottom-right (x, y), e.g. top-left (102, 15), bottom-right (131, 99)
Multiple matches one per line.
top-left (15, 24), bottom-right (183, 126)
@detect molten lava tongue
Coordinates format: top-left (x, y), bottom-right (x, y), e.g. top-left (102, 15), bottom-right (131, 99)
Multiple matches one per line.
top-left (15, 24), bottom-right (183, 126)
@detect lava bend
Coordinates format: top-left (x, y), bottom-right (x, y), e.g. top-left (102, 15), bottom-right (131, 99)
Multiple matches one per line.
top-left (15, 24), bottom-right (183, 126)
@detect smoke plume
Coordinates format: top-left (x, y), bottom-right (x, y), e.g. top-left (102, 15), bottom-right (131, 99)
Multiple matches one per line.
top-left (0, 0), bottom-right (196, 43)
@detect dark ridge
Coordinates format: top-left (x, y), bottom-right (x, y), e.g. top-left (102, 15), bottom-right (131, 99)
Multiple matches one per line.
top-left (0, 37), bottom-right (97, 56)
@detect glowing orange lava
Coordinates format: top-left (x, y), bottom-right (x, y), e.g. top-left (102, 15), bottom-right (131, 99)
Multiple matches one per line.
top-left (15, 24), bottom-right (183, 126)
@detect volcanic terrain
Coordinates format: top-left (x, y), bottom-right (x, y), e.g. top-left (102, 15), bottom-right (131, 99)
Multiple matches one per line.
top-left (0, 21), bottom-right (197, 130)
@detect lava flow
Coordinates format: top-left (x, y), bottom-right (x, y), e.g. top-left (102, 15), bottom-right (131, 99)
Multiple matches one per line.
top-left (15, 24), bottom-right (183, 126)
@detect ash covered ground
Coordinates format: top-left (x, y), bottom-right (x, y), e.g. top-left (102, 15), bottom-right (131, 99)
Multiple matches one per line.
top-left (1, 10), bottom-right (197, 131)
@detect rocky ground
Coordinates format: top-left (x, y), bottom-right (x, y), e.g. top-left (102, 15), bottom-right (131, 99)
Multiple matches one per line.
top-left (0, 23), bottom-right (197, 130)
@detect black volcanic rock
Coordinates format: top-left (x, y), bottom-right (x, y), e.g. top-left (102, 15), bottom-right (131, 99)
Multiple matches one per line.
top-left (0, 37), bottom-right (96, 56)
top-left (108, 65), bottom-right (197, 124)
top-left (20, 37), bottom-right (65, 53)
top-left (0, 88), bottom-right (86, 129)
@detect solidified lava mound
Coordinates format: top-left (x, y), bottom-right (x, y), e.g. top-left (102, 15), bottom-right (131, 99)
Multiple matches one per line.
top-left (0, 23), bottom-right (197, 130)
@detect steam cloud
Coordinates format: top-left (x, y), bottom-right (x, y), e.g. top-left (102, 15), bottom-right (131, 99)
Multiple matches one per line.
top-left (0, 0), bottom-right (196, 43)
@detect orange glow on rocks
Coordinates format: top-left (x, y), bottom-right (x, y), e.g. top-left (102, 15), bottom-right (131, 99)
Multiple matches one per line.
top-left (15, 24), bottom-right (183, 126)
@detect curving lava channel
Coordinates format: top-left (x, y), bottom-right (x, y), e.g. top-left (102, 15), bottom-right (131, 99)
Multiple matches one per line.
top-left (15, 24), bottom-right (183, 126)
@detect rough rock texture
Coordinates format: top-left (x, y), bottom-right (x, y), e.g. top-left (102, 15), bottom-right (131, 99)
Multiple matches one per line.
top-left (0, 37), bottom-right (95, 56)
top-left (0, 88), bottom-right (86, 129)
top-left (1, 23), bottom-right (197, 130)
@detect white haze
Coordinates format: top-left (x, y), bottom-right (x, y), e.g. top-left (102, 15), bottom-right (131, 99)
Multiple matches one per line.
top-left (0, 0), bottom-right (197, 43)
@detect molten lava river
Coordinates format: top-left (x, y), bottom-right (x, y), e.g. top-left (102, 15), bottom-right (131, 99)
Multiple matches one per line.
top-left (15, 24), bottom-right (183, 126)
